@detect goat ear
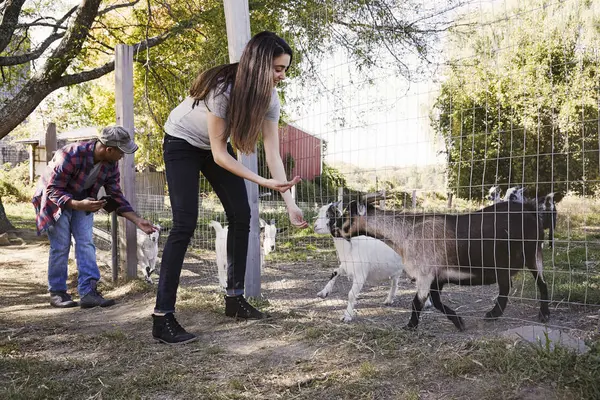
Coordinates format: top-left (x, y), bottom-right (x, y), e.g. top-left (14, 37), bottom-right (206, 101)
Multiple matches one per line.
top-left (259, 218), bottom-right (266, 228)
top-left (347, 200), bottom-right (358, 216)
top-left (357, 203), bottom-right (367, 216)
top-left (552, 192), bottom-right (564, 203)
top-left (332, 200), bottom-right (343, 212)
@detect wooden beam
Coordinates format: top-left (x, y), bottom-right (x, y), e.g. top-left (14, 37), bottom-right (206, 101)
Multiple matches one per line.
top-left (223, 0), bottom-right (262, 298)
top-left (115, 44), bottom-right (138, 280)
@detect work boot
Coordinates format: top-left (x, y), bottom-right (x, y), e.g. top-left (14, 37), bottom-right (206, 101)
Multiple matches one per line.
top-left (79, 280), bottom-right (116, 308)
top-left (224, 295), bottom-right (270, 320)
top-left (49, 291), bottom-right (78, 308)
top-left (152, 313), bottom-right (197, 345)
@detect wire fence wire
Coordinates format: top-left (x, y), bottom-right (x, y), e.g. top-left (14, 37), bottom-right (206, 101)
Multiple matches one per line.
top-left (95, 0), bottom-right (600, 332)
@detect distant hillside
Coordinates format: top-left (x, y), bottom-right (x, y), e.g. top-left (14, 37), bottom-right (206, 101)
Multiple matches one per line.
top-left (330, 161), bottom-right (447, 192)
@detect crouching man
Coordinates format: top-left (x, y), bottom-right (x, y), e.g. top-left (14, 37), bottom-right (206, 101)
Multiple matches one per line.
top-left (32, 126), bottom-right (156, 308)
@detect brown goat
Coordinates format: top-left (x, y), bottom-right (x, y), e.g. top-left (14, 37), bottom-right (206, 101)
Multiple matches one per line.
top-left (339, 193), bottom-right (549, 331)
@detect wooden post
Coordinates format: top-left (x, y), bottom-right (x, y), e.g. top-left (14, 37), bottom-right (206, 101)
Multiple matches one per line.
top-left (111, 211), bottom-right (118, 282)
top-left (223, 0), bottom-right (261, 297)
top-left (27, 144), bottom-right (34, 183)
top-left (115, 44), bottom-right (138, 280)
top-left (447, 192), bottom-right (453, 208)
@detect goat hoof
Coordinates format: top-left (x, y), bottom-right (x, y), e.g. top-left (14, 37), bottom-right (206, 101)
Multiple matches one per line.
top-left (341, 315), bottom-right (353, 323)
top-left (383, 300), bottom-right (394, 306)
top-left (455, 318), bottom-right (466, 331)
top-left (316, 292), bottom-right (328, 299)
top-left (484, 312), bottom-right (499, 321)
top-left (538, 311), bottom-right (550, 323)
top-left (402, 323), bottom-right (418, 331)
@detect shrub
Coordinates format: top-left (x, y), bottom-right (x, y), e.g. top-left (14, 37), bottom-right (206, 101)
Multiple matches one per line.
top-left (0, 161), bottom-right (35, 203)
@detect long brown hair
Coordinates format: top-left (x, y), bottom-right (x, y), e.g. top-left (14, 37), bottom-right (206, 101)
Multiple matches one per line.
top-left (189, 31), bottom-right (293, 154)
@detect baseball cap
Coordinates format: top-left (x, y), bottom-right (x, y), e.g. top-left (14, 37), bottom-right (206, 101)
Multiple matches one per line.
top-left (98, 125), bottom-right (138, 154)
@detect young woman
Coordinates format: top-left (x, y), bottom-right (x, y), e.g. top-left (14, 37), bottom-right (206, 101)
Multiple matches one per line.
top-left (153, 31), bottom-right (308, 344)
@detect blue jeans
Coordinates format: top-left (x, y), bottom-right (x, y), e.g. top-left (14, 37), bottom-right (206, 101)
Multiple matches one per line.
top-left (47, 207), bottom-right (100, 296)
top-left (154, 134), bottom-right (250, 314)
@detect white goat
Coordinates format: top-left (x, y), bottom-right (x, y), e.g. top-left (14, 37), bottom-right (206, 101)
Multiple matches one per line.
top-left (137, 225), bottom-right (161, 284)
top-left (259, 218), bottom-right (277, 256)
top-left (209, 220), bottom-right (267, 290)
top-left (209, 220), bottom-right (229, 289)
top-left (70, 225), bottom-right (162, 284)
top-left (314, 202), bottom-right (412, 322)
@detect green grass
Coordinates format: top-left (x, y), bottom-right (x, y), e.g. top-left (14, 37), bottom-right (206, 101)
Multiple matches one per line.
top-left (3, 202), bottom-right (36, 231)
top-left (440, 338), bottom-right (600, 399)
top-left (176, 289), bottom-right (224, 313)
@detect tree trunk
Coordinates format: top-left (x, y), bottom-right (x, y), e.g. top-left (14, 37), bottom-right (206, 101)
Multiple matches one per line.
top-left (0, 197), bottom-right (15, 234)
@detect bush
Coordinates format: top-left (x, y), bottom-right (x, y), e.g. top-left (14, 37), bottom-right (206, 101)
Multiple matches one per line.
top-left (0, 161), bottom-right (35, 203)
top-left (296, 163), bottom-right (348, 203)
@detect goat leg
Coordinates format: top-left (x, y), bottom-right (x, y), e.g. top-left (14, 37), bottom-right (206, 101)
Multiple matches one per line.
top-left (530, 269), bottom-right (550, 323)
top-left (317, 269), bottom-right (339, 299)
top-left (548, 213), bottom-right (556, 249)
top-left (484, 272), bottom-right (511, 320)
top-left (404, 278), bottom-right (432, 330)
top-left (405, 293), bottom-right (427, 330)
top-left (384, 276), bottom-right (399, 305)
top-left (343, 279), bottom-right (365, 322)
top-left (429, 280), bottom-right (465, 331)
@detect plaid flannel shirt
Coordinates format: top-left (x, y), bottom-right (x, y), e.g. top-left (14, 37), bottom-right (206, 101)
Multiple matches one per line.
top-left (32, 140), bottom-right (134, 234)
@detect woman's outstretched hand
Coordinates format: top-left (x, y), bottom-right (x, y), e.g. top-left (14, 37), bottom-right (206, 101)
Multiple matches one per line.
top-left (287, 203), bottom-right (308, 228)
top-left (263, 176), bottom-right (302, 194)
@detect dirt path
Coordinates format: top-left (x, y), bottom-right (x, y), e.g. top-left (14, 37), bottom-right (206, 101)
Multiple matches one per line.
top-left (1, 229), bottom-right (599, 399)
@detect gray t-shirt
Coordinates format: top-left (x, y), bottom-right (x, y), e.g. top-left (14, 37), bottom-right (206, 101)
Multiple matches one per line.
top-left (83, 162), bottom-right (102, 190)
top-left (164, 83), bottom-right (281, 150)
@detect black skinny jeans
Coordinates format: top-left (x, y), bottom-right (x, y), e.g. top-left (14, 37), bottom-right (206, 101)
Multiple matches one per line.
top-left (155, 134), bottom-right (250, 313)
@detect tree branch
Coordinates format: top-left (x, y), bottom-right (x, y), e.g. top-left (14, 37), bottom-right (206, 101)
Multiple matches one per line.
top-left (0, 32), bottom-right (65, 66)
top-left (0, 27), bottom-right (179, 139)
top-left (0, 0), bottom-right (26, 53)
top-left (1, 5), bottom-right (77, 66)
top-left (98, 0), bottom-right (140, 16)
top-left (57, 60), bottom-right (115, 87)
top-left (40, 0), bottom-right (103, 81)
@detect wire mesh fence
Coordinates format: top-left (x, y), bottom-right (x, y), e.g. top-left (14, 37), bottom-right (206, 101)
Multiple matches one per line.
top-left (91, 0), bottom-right (600, 333)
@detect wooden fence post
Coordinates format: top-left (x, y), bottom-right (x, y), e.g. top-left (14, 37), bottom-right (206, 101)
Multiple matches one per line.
top-left (115, 44), bottom-right (137, 280)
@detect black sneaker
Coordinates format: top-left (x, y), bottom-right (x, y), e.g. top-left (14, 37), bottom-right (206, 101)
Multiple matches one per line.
top-left (224, 295), bottom-right (270, 320)
top-left (49, 291), bottom-right (78, 308)
top-left (80, 280), bottom-right (116, 308)
top-left (152, 313), bottom-right (197, 345)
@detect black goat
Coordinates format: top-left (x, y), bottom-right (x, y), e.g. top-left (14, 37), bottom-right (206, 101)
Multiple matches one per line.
top-left (339, 194), bottom-right (550, 331)
top-left (536, 192), bottom-right (564, 248)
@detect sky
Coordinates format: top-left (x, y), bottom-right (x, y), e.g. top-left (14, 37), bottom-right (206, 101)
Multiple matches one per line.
top-left (283, 53), bottom-right (446, 169)
top-left (21, 0), bottom-right (505, 171)
top-left (281, 0), bottom-right (507, 169)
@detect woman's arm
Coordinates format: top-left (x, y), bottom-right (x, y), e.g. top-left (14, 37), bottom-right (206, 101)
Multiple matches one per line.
top-left (207, 112), bottom-right (300, 193)
top-left (262, 120), bottom-right (296, 206)
top-left (262, 119), bottom-right (308, 228)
